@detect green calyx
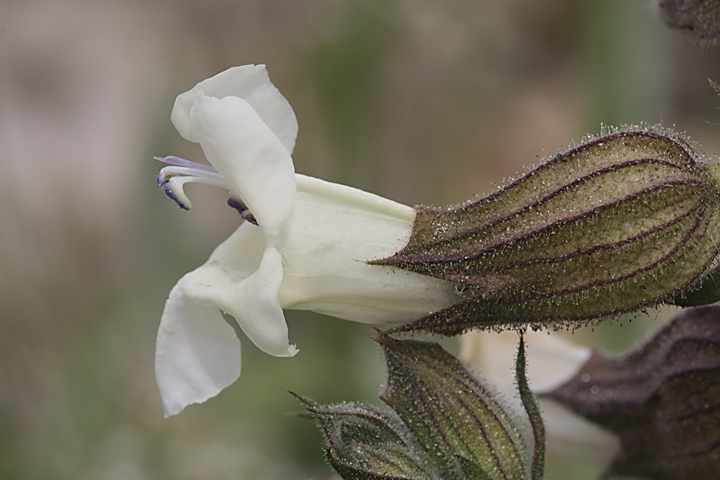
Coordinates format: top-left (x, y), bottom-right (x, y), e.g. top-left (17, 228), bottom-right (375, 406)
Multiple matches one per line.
top-left (295, 335), bottom-right (541, 480)
top-left (374, 126), bottom-right (720, 335)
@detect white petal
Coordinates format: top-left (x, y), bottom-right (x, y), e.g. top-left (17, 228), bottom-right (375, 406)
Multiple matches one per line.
top-left (276, 175), bottom-right (460, 323)
top-left (539, 398), bottom-right (621, 465)
top-left (190, 93), bottom-right (296, 242)
top-left (205, 218), bottom-right (267, 277)
top-left (213, 246), bottom-right (297, 357)
top-left (155, 281), bottom-right (242, 417)
top-left (460, 329), bottom-right (591, 394)
top-left (184, 224), bottom-right (297, 357)
top-left (171, 65), bottom-right (298, 153)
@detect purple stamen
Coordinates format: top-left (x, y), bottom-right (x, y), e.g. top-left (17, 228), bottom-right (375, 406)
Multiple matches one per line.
top-left (154, 156), bottom-right (217, 173)
top-left (156, 166), bottom-right (227, 186)
top-left (227, 197), bottom-right (258, 225)
top-left (154, 154), bottom-right (233, 211)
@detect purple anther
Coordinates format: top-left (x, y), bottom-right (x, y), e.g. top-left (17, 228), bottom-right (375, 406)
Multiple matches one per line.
top-left (227, 197), bottom-right (258, 225)
top-left (154, 155), bottom-right (231, 210)
top-left (164, 184), bottom-right (190, 210)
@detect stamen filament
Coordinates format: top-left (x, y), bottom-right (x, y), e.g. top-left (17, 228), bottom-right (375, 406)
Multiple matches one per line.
top-left (168, 175), bottom-right (232, 191)
top-left (154, 156), bottom-right (218, 172)
top-left (154, 155), bottom-right (256, 224)
top-left (157, 166), bottom-right (228, 186)
top-left (163, 175), bottom-right (234, 210)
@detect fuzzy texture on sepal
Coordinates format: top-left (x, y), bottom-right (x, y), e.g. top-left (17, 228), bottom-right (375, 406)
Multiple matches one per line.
top-left (376, 126), bottom-right (720, 335)
top-left (669, 262), bottom-right (720, 306)
top-left (545, 305), bottom-right (720, 480)
top-left (297, 335), bottom-right (536, 480)
top-left (515, 335), bottom-right (545, 480)
top-left (654, 0), bottom-right (720, 46)
top-left (378, 335), bottom-right (528, 480)
top-left (292, 393), bottom-right (434, 480)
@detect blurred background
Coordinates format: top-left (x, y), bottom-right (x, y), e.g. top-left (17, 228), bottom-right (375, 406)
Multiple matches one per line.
top-left (2, 0), bottom-right (720, 479)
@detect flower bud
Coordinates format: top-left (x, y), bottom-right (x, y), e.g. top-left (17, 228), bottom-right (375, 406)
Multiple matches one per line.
top-left (655, 0), bottom-right (720, 46)
top-left (296, 335), bottom-right (539, 480)
top-left (375, 126), bottom-right (720, 335)
top-left (544, 305), bottom-right (720, 480)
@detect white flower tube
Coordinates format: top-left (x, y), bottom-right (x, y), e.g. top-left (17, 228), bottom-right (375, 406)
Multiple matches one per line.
top-left (154, 65), bottom-right (460, 416)
top-left (460, 329), bottom-right (621, 466)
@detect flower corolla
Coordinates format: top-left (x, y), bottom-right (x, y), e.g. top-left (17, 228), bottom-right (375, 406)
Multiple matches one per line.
top-left (154, 65), bottom-right (459, 416)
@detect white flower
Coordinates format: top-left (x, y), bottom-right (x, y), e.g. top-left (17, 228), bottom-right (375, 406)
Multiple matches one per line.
top-left (460, 329), bottom-right (621, 466)
top-left (154, 65), bottom-right (460, 417)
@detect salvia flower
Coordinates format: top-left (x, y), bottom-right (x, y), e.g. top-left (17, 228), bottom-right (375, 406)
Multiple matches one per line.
top-left (154, 65), bottom-right (459, 416)
top-left (545, 305), bottom-right (720, 480)
top-left (377, 126), bottom-right (720, 336)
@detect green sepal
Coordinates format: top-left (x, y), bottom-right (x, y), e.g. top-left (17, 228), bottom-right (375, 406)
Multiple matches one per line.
top-left (296, 336), bottom-right (537, 480)
top-left (376, 126), bottom-right (720, 335)
top-left (292, 392), bottom-right (433, 479)
top-left (455, 456), bottom-right (492, 480)
top-left (515, 334), bottom-right (544, 480)
top-left (669, 262), bottom-right (720, 307)
top-left (326, 449), bottom-right (421, 480)
top-left (376, 335), bottom-right (528, 480)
